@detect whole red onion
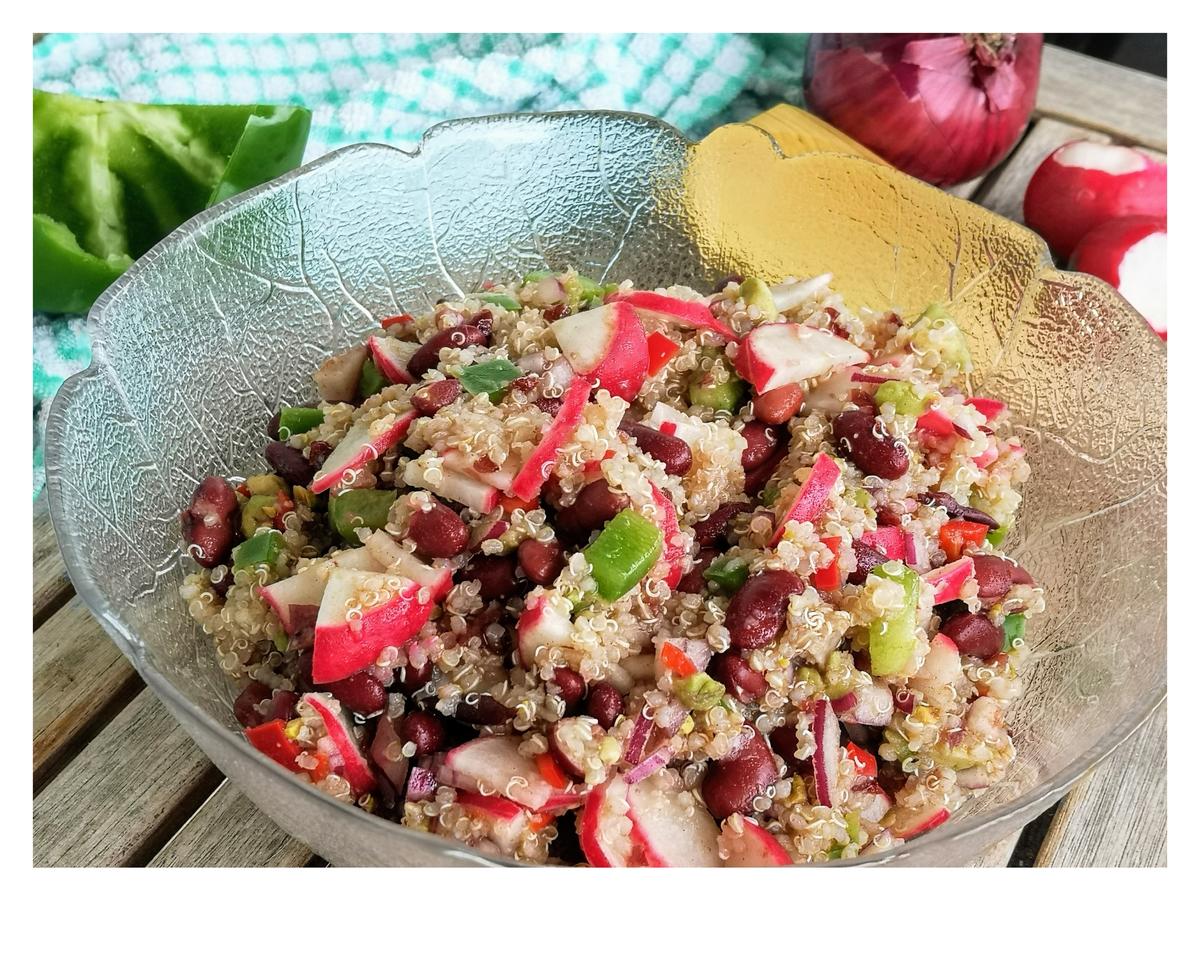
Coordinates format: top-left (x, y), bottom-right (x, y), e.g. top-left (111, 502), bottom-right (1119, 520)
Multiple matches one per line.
top-left (804, 33), bottom-right (1043, 186)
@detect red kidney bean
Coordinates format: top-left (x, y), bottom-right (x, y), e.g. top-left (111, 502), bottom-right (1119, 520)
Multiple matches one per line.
top-left (469, 308), bottom-right (493, 334)
top-left (411, 378), bottom-right (461, 416)
top-left (307, 440), bottom-right (333, 469)
top-left (395, 660), bottom-right (433, 696)
top-left (267, 411), bottom-right (282, 440)
top-left (552, 667), bottom-right (586, 712)
top-left (398, 709), bottom-right (448, 755)
top-left (265, 440), bottom-right (314, 486)
top-left (555, 479), bottom-right (629, 538)
top-left (619, 418), bottom-right (693, 476)
top-left (458, 603), bottom-right (508, 654)
top-left (941, 612), bottom-right (1004, 659)
top-left (407, 324), bottom-right (490, 379)
top-left (678, 547), bottom-right (719, 594)
top-left (534, 394), bottom-right (564, 417)
top-left (712, 273), bottom-right (745, 292)
top-left (725, 570), bottom-right (806, 650)
top-left (181, 476), bottom-right (238, 568)
top-left (518, 538), bottom-right (565, 586)
top-left (543, 302), bottom-right (570, 321)
top-left (326, 670), bottom-right (388, 717)
top-left (833, 407), bottom-right (909, 480)
top-left (693, 501), bottom-right (750, 548)
top-left (743, 445), bottom-right (787, 498)
top-left (408, 497), bottom-right (469, 558)
top-left (848, 539), bottom-right (889, 585)
top-left (454, 694), bottom-right (516, 727)
top-left (233, 681), bottom-right (273, 727)
top-left (768, 723), bottom-right (807, 774)
top-left (970, 554), bottom-right (1017, 604)
top-left (740, 420), bottom-right (782, 471)
top-left (586, 682), bottom-right (624, 730)
top-left (708, 652), bottom-right (768, 704)
top-left (268, 690), bottom-right (298, 722)
top-left (752, 383), bottom-right (805, 425)
top-left (461, 554), bottom-right (519, 600)
top-left (875, 504), bottom-right (903, 528)
top-left (702, 727), bottom-right (778, 820)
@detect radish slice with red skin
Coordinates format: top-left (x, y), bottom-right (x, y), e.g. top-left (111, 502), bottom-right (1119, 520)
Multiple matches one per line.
top-left (606, 290), bottom-right (737, 341)
top-left (366, 334), bottom-right (417, 385)
top-left (966, 396), bottom-right (1008, 422)
top-left (456, 790), bottom-right (542, 852)
top-left (812, 698), bottom-right (841, 807)
top-left (769, 273), bottom-right (832, 312)
top-left (440, 447), bottom-right (520, 491)
top-left (508, 376), bottom-right (591, 501)
top-left (1069, 215), bottom-right (1167, 338)
top-left (442, 735), bottom-right (558, 811)
top-left (402, 461), bottom-right (500, 514)
top-left (719, 816), bottom-right (793, 867)
top-left (551, 301), bottom-right (649, 401)
top-left (846, 780), bottom-right (893, 824)
top-left (649, 483), bottom-right (685, 589)
top-left (303, 693), bottom-right (376, 796)
top-left (891, 801), bottom-right (951, 840)
top-left (311, 410), bottom-right (416, 494)
top-left (859, 525), bottom-right (905, 561)
top-left (922, 556), bottom-right (976, 605)
top-left (625, 769), bottom-right (720, 867)
top-left (736, 323), bottom-right (869, 394)
top-left (578, 775), bottom-right (639, 867)
top-left (770, 452), bottom-right (841, 545)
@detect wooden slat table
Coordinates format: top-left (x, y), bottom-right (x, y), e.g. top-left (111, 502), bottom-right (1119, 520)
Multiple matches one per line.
top-left (31, 44), bottom-right (1166, 867)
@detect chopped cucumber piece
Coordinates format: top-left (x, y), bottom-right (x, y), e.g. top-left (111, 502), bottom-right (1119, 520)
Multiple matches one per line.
top-left (823, 651), bottom-right (855, 699)
top-left (328, 489), bottom-right (398, 546)
top-left (874, 380), bottom-right (928, 416)
top-left (583, 509), bottom-right (663, 601)
top-left (689, 352), bottom-right (746, 413)
top-left (738, 276), bottom-right (777, 320)
top-left (868, 562), bottom-right (920, 676)
top-left (674, 672), bottom-right (726, 711)
top-left (241, 494), bottom-right (278, 539)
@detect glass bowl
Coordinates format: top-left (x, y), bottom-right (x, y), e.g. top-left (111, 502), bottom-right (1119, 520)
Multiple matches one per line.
top-left (45, 110), bottom-right (1166, 867)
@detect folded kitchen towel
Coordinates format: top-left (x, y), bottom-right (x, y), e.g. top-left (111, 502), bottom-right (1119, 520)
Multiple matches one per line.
top-left (32, 31), bottom-right (809, 496)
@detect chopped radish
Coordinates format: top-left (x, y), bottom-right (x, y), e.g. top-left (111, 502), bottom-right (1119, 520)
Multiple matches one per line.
top-left (916, 408), bottom-right (973, 440)
top-left (735, 323), bottom-right (869, 394)
top-left (303, 693), bottom-right (375, 795)
top-left (370, 712), bottom-right (410, 791)
top-left (956, 766), bottom-right (993, 790)
top-left (363, 532), bottom-right (452, 601)
top-left (442, 735), bottom-right (559, 811)
top-left (626, 769), bottom-right (720, 867)
top-left (891, 801), bottom-right (951, 840)
top-left (812, 698), bottom-right (840, 808)
top-left (913, 633), bottom-right (965, 690)
top-left (311, 410), bottom-right (416, 494)
top-left (331, 546), bottom-right (387, 572)
top-left (578, 775), bottom-right (638, 867)
top-left (719, 817), bottom-right (792, 867)
top-left (846, 780), bottom-right (892, 824)
top-left (402, 459), bottom-right (499, 513)
top-left (1069, 215), bottom-right (1167, 339)
top-left (972, 443), bottom-right (1000, 469)
top-left (508, 376), bottom-right (591, 501)
top-left (644, 402), bottom-right (706, 447)
top-left (769, 273), bottom-right (833, 313)
top-left (311, 568), bottom-right (433, 683)
top-left (902, 529), bottom-right (930, 573)
top-left (456, 790), bottom-right (541, 852)
top-left (649, 483), bottom-right (684, 589)
top-left (440, 447), bottom-right (520, 490)
top-left (834, 681), bottom-right (894, 727)
top-left (770, 451), bottom-right (841, 545)
top-left (858, 525), bottom-right (905, 561)
top-left (366, 334), bottom-right (417, 385)
top-left (314, 344), bottom-right (368, 403)
top-left (922, 556), bottom-right (976, 605)
top-left (1023, 139), bottom-right (1167, 260)
top-left (966, 396), bottom-right (1008, 422)
top-left (607, 290), bottom-right (737, 341)
top-left (551, 301), bottom-right (649, 401)
top-left (515, 592), bottom-right (574, 667)
top-left (256, 565), bottom-right (326, 634)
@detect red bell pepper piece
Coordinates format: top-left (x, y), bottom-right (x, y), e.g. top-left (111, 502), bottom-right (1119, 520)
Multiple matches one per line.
top-left (380, 312), bottom-right (414, 329)
top-left (938, 520), bottom-right (990, 561)
top-left (536, 752), bottom-right (571, 790)
top-left (810, 536), bottom-right (842, 591)
top-left (845, 741), bottom-right (877, 778)
top-left (244, 719), bottom-right (303, 772)
top-left (646, 331), bottom-right (681, 377)
top-left (659, 641), bottom-right (698, 677)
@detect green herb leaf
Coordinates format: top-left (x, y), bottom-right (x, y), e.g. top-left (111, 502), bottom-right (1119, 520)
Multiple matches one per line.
top-left (459, 358), bottom-right (523, 397)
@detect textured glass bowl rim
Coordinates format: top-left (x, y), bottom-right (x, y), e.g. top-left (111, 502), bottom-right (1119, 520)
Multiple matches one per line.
top-left (45, 110), bottom-right (1166, 868)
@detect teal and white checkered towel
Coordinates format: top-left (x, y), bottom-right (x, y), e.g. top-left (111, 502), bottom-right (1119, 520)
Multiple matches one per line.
top-left (32, 32), bottom-right (809, 496)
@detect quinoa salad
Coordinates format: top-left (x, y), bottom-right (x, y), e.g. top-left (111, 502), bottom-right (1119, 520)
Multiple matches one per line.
top-left (180, 270), bottom-right (1041, 866)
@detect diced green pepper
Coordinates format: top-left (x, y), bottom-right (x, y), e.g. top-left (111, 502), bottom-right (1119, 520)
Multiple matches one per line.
top-left (675, 672), bottom-right (726, 711)
top-left (569, 274), bottom-right (605, 305)
top-left (689, 352), bottom-right (746, 413)
top-left (328, 489), bottom-right (398, 546)
top-left (868, 562), bottom-right (920, 676)
top-left (703, 557), bottom-right (749, 594)
top-left (874, 380), bottom-right (928, 416)
top-left (232, 529), bottom-right (285, 571)
top-left (241, 494), bottom-right (278, 539)
top-left (986, 523), bottom-right (1010, 548)
top-left (33, 90), bottom-right (311, 314)
top-left (583, 509), bottom-right (663, 601)
top-left (826, 844), bottom-right (844, 861)
top-left (458, 358), bottom-right (523, 397)
top-left (277, 407), bottom-right (325, 440)
top-left (358, 357), bottom-right (388, 399)
top-left (1002, 613), bottom-right (1026, 652)
top-left (477, 292), bottom-right (521, 311)
top-left (738, 277), bottom-right (778, 320)
top-left (761, 484), bottom-right (781, 506)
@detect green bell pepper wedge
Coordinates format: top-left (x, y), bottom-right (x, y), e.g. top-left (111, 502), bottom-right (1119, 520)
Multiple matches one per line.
top-left (277, 407), bottom-right (325, 440)
top-left (232, 529), bottom-right (285, 572)
top-left (328, 489), bottom-right (398, 546)
top-left (33, 90), bottom-right (311, 314)
top-left (584, 509), bottom-right (663, 602)
top-left (702, 557), bottom-right (749, 594)
top-left (868, 562), bottom-right (920, 676)
top-left (358, 357), bottom-right (389, 399)
top-left (1002, 613), bottom-right (1027, 652)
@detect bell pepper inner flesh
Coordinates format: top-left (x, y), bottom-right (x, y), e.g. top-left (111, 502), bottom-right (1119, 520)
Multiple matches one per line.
top-left (584, 509), bottom-right (663, 601)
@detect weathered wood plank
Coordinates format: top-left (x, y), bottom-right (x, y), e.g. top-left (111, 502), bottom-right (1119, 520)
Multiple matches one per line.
top-left (149, 780), bottom-right (313, 868)
top-left (1035, 702), bottom-right (1167, 868)
top-left (33, 501), bottom-right (73, 627)
top-left (972, 117), bottom-right (1108, 226)
top-left (33, 689), bottom-right (222, 867)
top-left (33, 596), bottom-right (142, 790)
top-left (1037, 45), bottom-right (1167, 151)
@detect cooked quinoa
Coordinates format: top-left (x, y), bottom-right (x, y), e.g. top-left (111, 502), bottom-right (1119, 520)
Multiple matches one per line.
top-left (180, 268), bottom-right (1041, 866)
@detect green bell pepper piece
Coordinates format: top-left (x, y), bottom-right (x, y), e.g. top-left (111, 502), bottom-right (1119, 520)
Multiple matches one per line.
top-left (568, 274), bottom-right (605, 305)
top-left (1002, 613), bottom-right (1027, 652)
top-left (689, 351), bottom-right (746, 413)
top-left (868, 562), bottom-right (920, 676)
top-left (584, 509), bottom-right (663, 601)
top-left (232, 529), bottom-right (285, 572)
top-left (458, 358), bottom-right (523, 397)
top-left (358, 357), bottom-right (388, 399)
top-left (477, 292), bottom-right (522, 312)
top-left (674, 672), bottom-right (726, 711)
top-left (874, 380), bottom-right (928, 416)
top-left (33, 90), bottom-right (311, 314)
top-left (277, 407), bottom-right (324, 440)
top-left (328, 489), bottom-right (398, 546)
top-left (702, 557), bottom-right (749, 594)
top-left (986, 523), bottom-right (1010, 548)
